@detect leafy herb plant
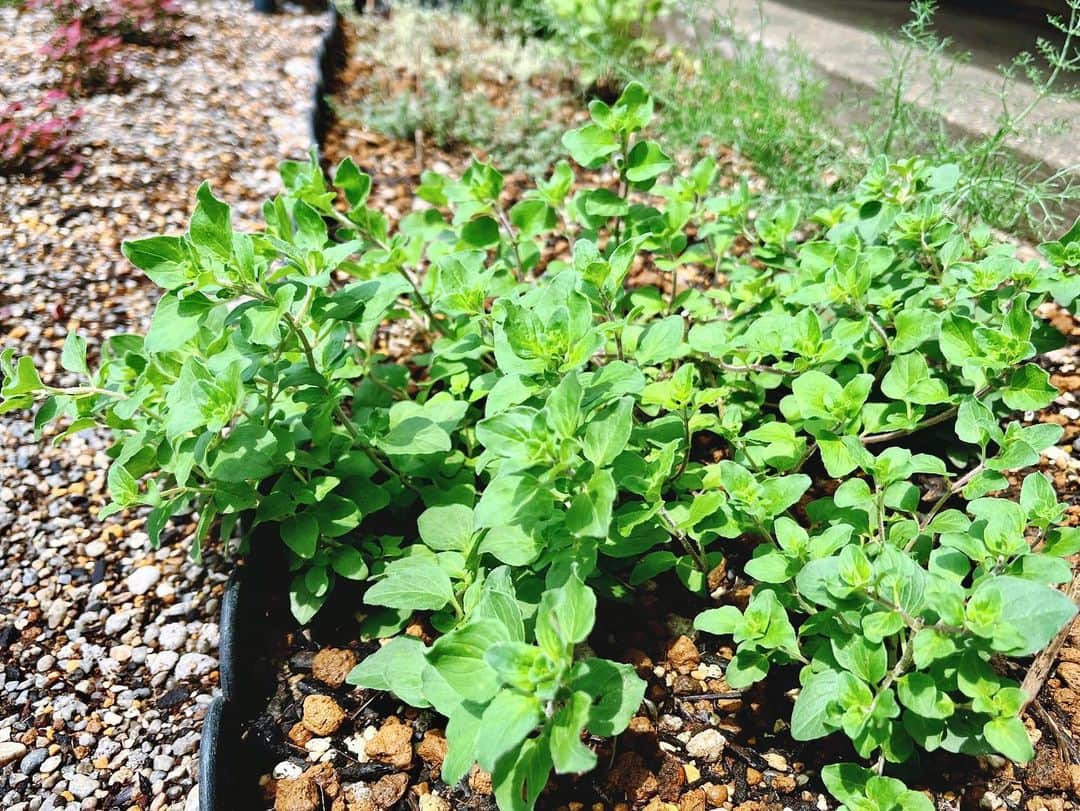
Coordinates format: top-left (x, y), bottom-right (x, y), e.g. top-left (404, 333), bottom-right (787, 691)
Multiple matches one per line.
top-left (542, 0), bottom-right (670, 87)
top-left (517, 0), bottom-right (1080, 238)
top-left (4, 82), bottom-right (1079, 808)
top-left (850, 0), bottom-right (1080, 239)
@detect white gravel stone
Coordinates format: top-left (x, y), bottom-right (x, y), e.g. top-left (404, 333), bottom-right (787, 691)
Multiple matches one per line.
top-left (45, 599), bottom-right (69, 630)
top-left (172, 732), bottom-right (201, 757)
top-left (273, 761), bottom-right (303, 779)
top-left (305, 738), bottom-right (331, 754)
top-left (174, 653), bottom-right (217, 680)
top-left (158, 622), bottom-right (188, 651)
top-left (0, 742), bottom-right (27, 767)
top-left (104, 611), bottom-right (133, 636)
top-left (146, 651), bottom-right (180, 676)
top-left (68, 773), bottom-right (98, 799)
top-left (197, 622), bottom-right (220, 651)
top-left (155, 581), bottom-right (176, 600)
top-left (343, 733), bottom-right (368, 759)
top-left (102, 711), bottom-right (123, 727)
top-left (127, 566), bottom-right (161, 595)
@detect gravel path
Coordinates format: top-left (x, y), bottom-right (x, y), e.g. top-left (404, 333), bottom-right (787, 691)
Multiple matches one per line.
top-left (0, 3), bottom-right (326, 808)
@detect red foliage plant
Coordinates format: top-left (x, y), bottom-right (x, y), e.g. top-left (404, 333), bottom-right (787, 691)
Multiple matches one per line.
top-left (0, 90), bottom-right (84, 178)
top-left (112, 0), bottom-right (184, 46)
top-left (30, 0), bottom-right (183, 95)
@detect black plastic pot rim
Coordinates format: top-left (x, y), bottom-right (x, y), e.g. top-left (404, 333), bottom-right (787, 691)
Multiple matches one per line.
top-left (198, 695), bottom-right (226, 811)
top-left (198, 568), bottom-right (245, 810)
top-left (310, 5), bottom-right (345, 168)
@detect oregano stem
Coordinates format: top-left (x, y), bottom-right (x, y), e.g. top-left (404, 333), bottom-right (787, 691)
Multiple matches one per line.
top-left (328, 208), bottom-right (441, 333)
top-left (863, 589), bottom-right (963, 635)
top-left (282, 309), bottom-right (414, 489)
top-left (495, 205), bottom-right (525, 281)
top-left (664, 407), bottom-right (693, 489)
top-left (873, 630), bottom-right (914, 709)
top-left (862, 410), bottom-right (954, 444)
top-left (714, 359), bottom-right (797, 376)
top-left (917, 461), bottom-right (986, 533)
top-left (658, 505), bottom-right (711, 575)
top-left (48, 385), bottom-right (128, 400)
top-left (862, 386), bottom-right (990, 445)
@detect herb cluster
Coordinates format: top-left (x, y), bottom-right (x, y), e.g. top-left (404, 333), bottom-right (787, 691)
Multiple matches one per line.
top-left (4, 83), bottom-right (1079, 809)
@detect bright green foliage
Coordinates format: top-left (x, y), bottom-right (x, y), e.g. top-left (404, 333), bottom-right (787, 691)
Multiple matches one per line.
top-left (4, 82), bottom-right (1079, 809)
top-left (525, 0), bottom-right (1080, 237)
top-left (542, 0), bottom-right (671, 85)
top-left (347, 568), bottom-right (643, 807)
top-left (822, 763), bottom-right (934, 811)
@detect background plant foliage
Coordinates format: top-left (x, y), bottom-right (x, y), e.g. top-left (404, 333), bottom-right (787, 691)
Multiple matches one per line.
top-left (4, 83), bottom-right (1080, 809)
top-left (476, 0), bottom-right (1080, 240)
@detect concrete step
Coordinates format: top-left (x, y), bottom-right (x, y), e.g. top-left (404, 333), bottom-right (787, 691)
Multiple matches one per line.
top-left (664, 0), bottom-right (1080, 215)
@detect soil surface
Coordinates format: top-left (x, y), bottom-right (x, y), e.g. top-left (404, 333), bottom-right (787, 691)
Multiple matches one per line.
top-left (0, 2), bottom-right (326, 808)
top-left (245, 7), bottom-right (1080, 811)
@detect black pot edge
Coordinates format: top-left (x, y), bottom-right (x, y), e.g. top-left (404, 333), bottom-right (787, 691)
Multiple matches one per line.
top-left (310, 4), bottom-right (346, 169)
top-left (199, 6), bottom-right (348, 809)
top-left (198, 695), bottom-right (225, 810)
top-left (218, 570), bottom-right (242, 705)
top-left (197, 567), bottom-right (244, 809)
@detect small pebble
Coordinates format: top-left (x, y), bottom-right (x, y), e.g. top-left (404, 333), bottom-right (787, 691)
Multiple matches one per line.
top-left (685, 729), bottom-right (726, 762)
top-left (174, 653), bottom-right (217, 680)
top-left (0, 742), bottom-right (27, 767)
top-left (127, 566), bottom-right (161, 596)
top-left (19, 749), bottom-right (47, 775)
top-left (68, 773), bottom-right (99, 800)
top-left (273, 761), bottom-right (303, 780)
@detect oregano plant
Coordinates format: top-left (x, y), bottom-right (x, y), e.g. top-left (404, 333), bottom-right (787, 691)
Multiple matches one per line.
top-left (3, 81), bottom-right (1079, 809)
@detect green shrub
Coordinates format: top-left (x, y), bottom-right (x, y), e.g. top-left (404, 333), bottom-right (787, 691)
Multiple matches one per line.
top-left (545, 0), bottom-right (670, 72)
top-left (519, 0), bottom-right (1080, 238)
top-left (4, 82), bottom-right (1079, 809)
top-left (849, 0), bottom-right (1080, 239)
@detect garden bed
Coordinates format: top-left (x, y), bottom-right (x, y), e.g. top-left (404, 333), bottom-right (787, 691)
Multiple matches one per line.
top-left (211, 6), bottom-right (1080, 811)
top-left (3, 2), bottom-right (1080, 810)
